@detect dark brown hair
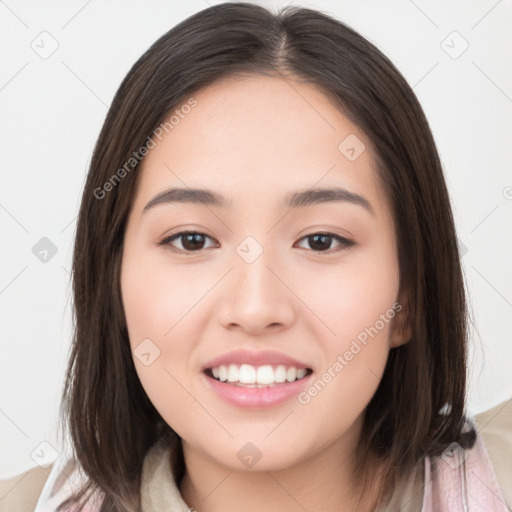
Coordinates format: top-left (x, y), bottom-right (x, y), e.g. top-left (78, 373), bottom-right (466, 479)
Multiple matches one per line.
top-left (57, 2), bottom-right (475, 510)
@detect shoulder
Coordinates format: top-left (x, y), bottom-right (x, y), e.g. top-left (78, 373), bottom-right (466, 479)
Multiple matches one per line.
top-left (474, 398), bottom-right (512, 508)
top-left (0, 464), bottom-right (54, 512)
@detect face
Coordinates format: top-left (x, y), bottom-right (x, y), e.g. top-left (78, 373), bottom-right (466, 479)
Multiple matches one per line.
top-left (120, 74), bottom-right (408, 472)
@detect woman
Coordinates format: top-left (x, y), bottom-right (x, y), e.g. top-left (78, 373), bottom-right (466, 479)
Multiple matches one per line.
top-left (2, 3), bottom-right (510, 511)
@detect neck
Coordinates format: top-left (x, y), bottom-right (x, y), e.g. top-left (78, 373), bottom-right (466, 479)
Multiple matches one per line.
top-left (178, 417), bottom-right (383, 512)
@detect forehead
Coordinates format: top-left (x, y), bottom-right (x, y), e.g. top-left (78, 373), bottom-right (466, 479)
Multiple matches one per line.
top-left (134, 74), bottom-right (384, 214)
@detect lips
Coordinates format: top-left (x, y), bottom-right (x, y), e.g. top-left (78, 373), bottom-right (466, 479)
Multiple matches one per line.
top-left (202, 367), bottom-right (313, 408)
top-left (200, 349), bottom-right (314, 409)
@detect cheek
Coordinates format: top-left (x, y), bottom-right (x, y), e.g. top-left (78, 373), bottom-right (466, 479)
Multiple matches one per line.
top-left (132, 357), bottom-right (201, 447)
top-left (295, 338), bottom-right (388, 449)
top-left (302, 250), bottom-right (399, 342)
top-left (120, 249), bottom-right (208, 414)
top-left (121, 259), bottom-right (200, 436)
top-left (121, 248), bottom-right (204, 346)
top-left (297, 282), bottom-right (396, 435)
top-left (296, 242), bottom-right (398, 405)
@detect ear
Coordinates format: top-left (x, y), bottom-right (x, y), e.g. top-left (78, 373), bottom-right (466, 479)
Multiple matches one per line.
top-left (389, 290), bottom-right (413, 348)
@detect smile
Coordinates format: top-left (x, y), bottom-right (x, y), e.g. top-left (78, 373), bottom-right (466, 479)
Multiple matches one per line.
top-left (203, 364), bottom-right (314, 408)
top-left (206, 363), bottom-right (312, 386)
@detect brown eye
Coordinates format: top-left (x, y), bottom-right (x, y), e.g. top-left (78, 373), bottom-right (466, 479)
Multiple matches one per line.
top-left (296, 233), bottom-right (355, 253)
top-left (159, 231), bottom-right (217, 253)
top-left (158, 230), bottom-right (355, 255)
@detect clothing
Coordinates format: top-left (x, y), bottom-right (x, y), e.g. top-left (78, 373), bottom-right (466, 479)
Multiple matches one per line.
top-left (1, 399), bottom-right (510, 511)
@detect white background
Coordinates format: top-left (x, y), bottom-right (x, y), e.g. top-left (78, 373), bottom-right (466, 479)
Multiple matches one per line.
top-left (1, 0), bottom-right (511, 478)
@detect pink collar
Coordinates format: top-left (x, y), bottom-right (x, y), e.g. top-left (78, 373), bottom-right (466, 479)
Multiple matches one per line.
top-left (421, 427), bottom-right (508, 511)
top-left (34, 425), bottom-right (508, 511)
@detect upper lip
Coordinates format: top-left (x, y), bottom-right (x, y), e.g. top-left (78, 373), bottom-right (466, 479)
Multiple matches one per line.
top-left (201, 349), bottom-right (312, 371)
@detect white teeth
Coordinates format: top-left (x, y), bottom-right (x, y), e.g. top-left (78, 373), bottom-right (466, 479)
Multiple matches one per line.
top-left (296, 368), bottom-right (307, 379)
top-left (210, 363), bottom-right (309, 385)
top-left (218, 365), bottom-right (228, 382)
top-left (239, 364), bottom-right (256, 383)
top-left (227, 364), bottom-right (239, 382)
top-left (274, 365), bottom-right (287, 383)
top-left (286, 367), bottom-right (297, 382)
top-left (256, 365), bottom-right (274, 385)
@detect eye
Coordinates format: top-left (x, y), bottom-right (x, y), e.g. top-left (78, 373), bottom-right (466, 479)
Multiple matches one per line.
top-left (158, 231), bottom-right (218, 253)
top-left (295, 232), bottom-right (355, 254)
top-left (158, 230), bottom-right (355, 255)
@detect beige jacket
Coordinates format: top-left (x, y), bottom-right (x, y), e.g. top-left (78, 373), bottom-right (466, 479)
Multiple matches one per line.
top-left (1, 399), bottom-right (511, 511)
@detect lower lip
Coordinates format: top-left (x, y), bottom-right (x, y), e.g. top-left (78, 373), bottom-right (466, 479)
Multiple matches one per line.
top-left (202, 372), bottom-right (313, 409)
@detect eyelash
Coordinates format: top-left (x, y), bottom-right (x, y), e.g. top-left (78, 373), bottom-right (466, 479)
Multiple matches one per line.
top-left (157, 230), bottom-right (356, 255)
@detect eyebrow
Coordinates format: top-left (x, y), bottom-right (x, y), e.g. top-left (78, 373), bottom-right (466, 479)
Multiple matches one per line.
top-left (142, 187), bottom-right (374, 215)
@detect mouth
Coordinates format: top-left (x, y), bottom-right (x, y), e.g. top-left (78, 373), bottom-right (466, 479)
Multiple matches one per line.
top-left (203, 364), bottom-right (313, 388)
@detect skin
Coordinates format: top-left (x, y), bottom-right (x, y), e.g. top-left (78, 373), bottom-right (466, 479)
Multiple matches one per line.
top-left (120, 74), bottom-right (411, 512)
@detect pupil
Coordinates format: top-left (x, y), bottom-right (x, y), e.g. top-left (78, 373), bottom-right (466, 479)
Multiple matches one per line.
top-left (309, 234), bottom-right (330, 251)
top-left (183, 233), bottom-right (205, 251)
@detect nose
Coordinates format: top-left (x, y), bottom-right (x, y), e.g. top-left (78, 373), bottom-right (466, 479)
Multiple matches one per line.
top-left (216, 246), bottom-right (296, 336)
